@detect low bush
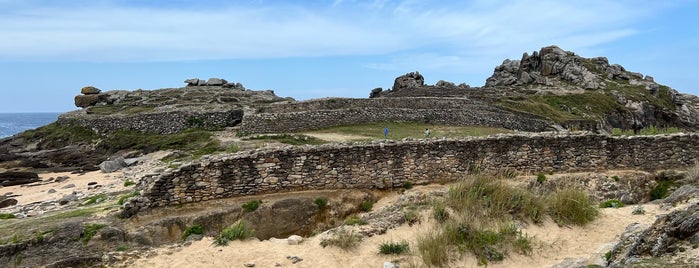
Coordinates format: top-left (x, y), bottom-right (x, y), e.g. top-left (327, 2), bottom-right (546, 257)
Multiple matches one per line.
top-left (536, 173), bottom-right (547, 184)
top-left (344, 215), bottom-right (367, 226)
top-left (599, 199), bottom-right (624, 208)
top-left (314, 197), bottom-right (328, 209)
top-left (123, 180), bottom-right (136, 187)
top-left (379, 241), bottom-right (410, 255)
top-left (359, 201), bottom-right (373, 212)
top-left (432, 201), bottom-right (449, 222)
top-left (650, 180), bottom-right (673, 201)
top-left (242, 200), bottom-right (262, 212)
top-left (402, 181), bottom-right (414, 190)
top-left (548, 188), bottom-right (598, 226)
top-left (0, 213), bottom-right (16, 220)
top-left (632, 205), bottom-right (646, 215)
top-left (213, 220), bottom-right (254, 246)
top-left (182, 225), bottom-right (204, 240)
top-left (82, 223), bottom-right (107, 244)
top-left (319, 229), bottom-right (362, 251)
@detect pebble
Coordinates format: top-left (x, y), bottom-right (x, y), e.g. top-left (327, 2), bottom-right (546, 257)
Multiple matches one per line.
top-left (244, 262), bottom-right (255, 267)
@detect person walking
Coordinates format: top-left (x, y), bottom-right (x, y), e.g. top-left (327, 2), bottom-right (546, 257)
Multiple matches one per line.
top-left (424, 128), bottom-right (430, 138)
top-left (384, 127), bottom-right (389, 139)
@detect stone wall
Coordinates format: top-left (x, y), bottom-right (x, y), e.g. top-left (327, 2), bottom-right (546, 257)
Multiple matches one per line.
top-left (57, 109), bottom-right (244, 135)
top-left (240, 97), bottom-right (553, 133)
top-left (122, 133), bottom-right (699, 217)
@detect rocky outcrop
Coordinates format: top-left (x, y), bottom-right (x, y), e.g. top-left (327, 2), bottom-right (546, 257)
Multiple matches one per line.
top-left (184, 78), bottom-right (246, 90)
top-left (0, 171), bottom-right (39, 186)
top-left (392, 71), bottom-right (424, 91)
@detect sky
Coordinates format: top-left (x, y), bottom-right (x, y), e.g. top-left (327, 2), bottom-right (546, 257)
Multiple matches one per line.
top-left (0, 0), bottom-right (697, 113)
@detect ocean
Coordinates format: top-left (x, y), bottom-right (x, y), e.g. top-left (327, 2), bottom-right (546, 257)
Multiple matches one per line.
top-left (0, 113), bottom-right (62, 138)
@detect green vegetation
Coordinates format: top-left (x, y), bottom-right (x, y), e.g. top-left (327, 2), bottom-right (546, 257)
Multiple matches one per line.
top-left (319, 229), bottom-right (362, 251)
top-left (22, 122), bottom-right (98, 148)
top-left (309, 122), bottom-right (513, 140)
top-left (86, 106), bottom-right (155, 115)
top-left (612, 125), bottom-right (684, 136)
top-left (82, 223), bottom-right (106, 244)
top-left (0, 213), bottom-right (16, 220)
top-left (314, 197), bottom-right (328, 209)
top-left (379, 241), bottom-right (410, 255)
top-left (213, 220), bottom-right (254, 246)
top-left (415, 175), bottom-right (599, 267)
top-left (359, 201), bottom-right (374, 212)
top-left (632, 205), bottom-right (646, 215)
top-left (182, 225), bottom-right (204, 240)
top-left (611, 175), bottom-right (620, 182)
top-left (599, 199), bottom-right (624, 208)
top-left (650, 180), bottom-right (673, 201)
top-left (536, 173), bottom-right (547, 184)
top-left (118, 192), bottom-right (140, 205)
top-left (245, 134), bottom-right (328, 146)
top-left (402, 181), bottom-right (414, 189)
top-left (548, 188), bottom-right (599, 225)
top-left (45, 207), bottom-right (103, 220)
top-left (80, 194), bottom-right (108, 206)
top-left (242, 200), bottom-right (262, 212)
top-left (116, 244), bottom-right (130, 251)
top-left (102, 128), bottom-right (221, 157)
top-left (344, 215), bottom-right (367, 226)
top-left (123, 180), bottom-right (136, 187)
top-left (404, 207), bottom-right (421, 226)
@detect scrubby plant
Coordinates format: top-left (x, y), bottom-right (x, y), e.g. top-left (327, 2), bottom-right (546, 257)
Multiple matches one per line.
top-left (319, 229), bottom-right (362, 251)
top-left (182, 225), bottom-right (204, 240)
top-left (82, 223), bottom-right (107, 244)
top-left (359, 200), bottom-right (374, 212)
top-left (649, 180), bottom-right (673, 201)
top-left (611, 175), bottom-right (620, 182)
top-left (314, 197), bottom-right (328, 209)
top-left (548, 188), bottom-right (598, 226)
top-left (80, 194), bottom-right (108, 206)
top-left (432, 201), bottom-right (449, 223)
top-left (632, 205), bottom-right (646, 215)
top-left (242, 200), bottom-right (262, 212)
top-left (116, 245), bottom-right (130, 251)
top-left (344, 215), bottom-right (366, 226)
top-left (379, 241), bottom-right (410, 255)
top-left (0, 213), bottom-right (16, 220)
top-left (404, 207), bottom-right (421, 226)
top-left (685, 161), bottom-right (699, 184)
top-left (213, 220), bottom-right (254, 246)
top-left (402, 181), bottom-right (414, 190)
top-left (416, 227), bottom-right (450, 267)
top-left (536, 173), bottom-right (547, 184)
top-left (123, 180), bottom-right (136, 187)
top-left (599, 199), bottom-right (624, 208)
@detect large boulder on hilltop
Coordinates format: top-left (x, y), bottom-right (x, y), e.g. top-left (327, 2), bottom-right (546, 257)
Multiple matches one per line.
top-left (80, 86), bottom-right (101, 95)
top-left (392, 71), bottom-right (425, 91)
top-left (184, 78), bottom-right (201, 86)
top-left (74, 94), bottom-right (105, 108)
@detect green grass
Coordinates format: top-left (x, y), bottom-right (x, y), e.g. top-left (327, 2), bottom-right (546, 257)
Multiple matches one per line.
top-left (344, 215), bottom-right (367, 226)
top-left (432, 201), bottom-right (449, 223)
top-left (0, 213), bottom-right (16, 220)
top-left (319, 229), bottom-right (363, 251)
top-left (650, 180), bottom-right (673, 201)
top-left (599, 199), bottom-right (624, 208)
top-left (44, 207), bottom-right (103, 220)
top-left (21, 122), bottom-right (98, 149)
top-left (118, 192), bottom-right (140, 205)
top-left (379, 241), bottom-right (410, 255)
top-left (242, 200), bottom-right (262, 212)
top-left (182, 225), bottom-right (204, 240)
top-left (80, 194), bottom-right (108, 206)
top-left (548, 188), bottom-right (599, 226)
top-left (212, 220), bottom-right (254, 246)
top-left (308, 122), bottom-right (513, 140)
top-left (359, 201), bottom-right (374, 212)
top-left (245, 134), bottom-right (328, 145)
top-left (123, 180), bottom-right (136, 187)
top-left (314, 197), bottom-right (328, 209)
top-left (82, 223), bottom-right (106, 244)
top-left (102, 128), bottom-right (221, 157)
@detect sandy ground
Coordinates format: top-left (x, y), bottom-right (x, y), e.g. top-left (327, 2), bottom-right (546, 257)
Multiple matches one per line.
top-left (126, 187), bottom-right (666, 268)
top-left (1, 171), bottom-right (126, 206)
top-left (303, 132), bottom-right (373, 142)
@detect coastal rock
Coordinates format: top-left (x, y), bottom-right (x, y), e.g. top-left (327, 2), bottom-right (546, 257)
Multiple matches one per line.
top-left (58, 194), bottom-right (78, 205)
top-left (0, 197), bottom-right (18, 208)
top-left (99, 157), bottom-right (128, 173)
top-left (184, 78), bottom-right (200, 86)
top-left (369, 87), bottom-right (383, 98)
top-left (74, 94), bottom-right (106, 108)
top-left (392, 71), bottom-right (424, 91)
top-left (206, 78), bottom-right (227, 86)
top-left (81, 86), bottom-right (101, 95)
top-left (0, 171), bottom-right (40, 186)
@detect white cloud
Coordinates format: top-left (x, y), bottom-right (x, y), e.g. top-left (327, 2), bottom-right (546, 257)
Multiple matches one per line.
top-left (0, 0), bottom-right (663, 62)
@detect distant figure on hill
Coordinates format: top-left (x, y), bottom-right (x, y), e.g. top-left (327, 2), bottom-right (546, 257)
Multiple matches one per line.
top-left (425, 128), bottom-right (430, 138)
top-left (384, 127), bottom-right (389, 139)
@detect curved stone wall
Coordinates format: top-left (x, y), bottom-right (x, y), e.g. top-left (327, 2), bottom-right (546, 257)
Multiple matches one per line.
top-left (57, 109), bottom-right (244, 135)
top-left (241, 97), bottom-right (553, 133)
top-left (122, 133), bottom-right (699, 217)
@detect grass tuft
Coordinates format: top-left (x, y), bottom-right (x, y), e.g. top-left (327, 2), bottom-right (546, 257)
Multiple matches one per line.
top-left (213, 220), bottom-right (254, 246)
top-left (319, 229), bottom-right (362, 251)
top-left (118, 192), bottom-right (140, 205)
top-left (599, 199), bottom-right (624, 208)
top-left (379, 241), bottom-right (410, 255)
top-left (82, 223), bottom-right (106, 244)
top-left (548, 188), bottom-right (599, 226)
top-left (650, 180), bottom-right (673, 201)
top-left (314, 197), bottom-right (328, 209)
top-left (182, 225), bottom-right (204, 240)
top-left (242, 200), bottom-right (262, 212)
top-left (123, 180), bottom-right (136, 187)
top-left (0, 213), bottom-right (16, 220)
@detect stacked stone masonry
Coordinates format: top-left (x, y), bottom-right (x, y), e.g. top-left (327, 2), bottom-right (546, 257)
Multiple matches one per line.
top-left (122, 133), bottom-right (699, 217)
top-left (57, 109), bottom-right (244, 135)
top-left (241, 97), bottom-right (553, 133)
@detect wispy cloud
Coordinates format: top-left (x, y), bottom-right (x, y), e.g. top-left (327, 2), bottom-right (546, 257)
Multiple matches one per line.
top-left (0, 0), bottom-right (664, 63)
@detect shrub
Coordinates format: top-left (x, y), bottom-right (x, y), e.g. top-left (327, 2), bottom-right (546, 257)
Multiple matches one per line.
top-left (599, 199), bottom-right (624, 208)
top-left (344, 215), bottom-right (367, 226)
top-left (402, 181), bottom-right (414, 190)
top-left (123, 180), bottom-right (136, 187)
top-left (118, 192), bottom-right (140, 205)
top-left (416, 228), bottom-right (450, 267)
top-left (213, 220), bottom-right (254, 246)
top-left (82, 223), bottom-right (107, 244)
top-left (379, 241), bottom-right (410, 255)
top-left (0, 213), bottom-right (16, 220)
top-left (632, 205), bottom-right (646, 215)
top-left (242, 200), bottom-right (262, 212)
top-left (320, 229), bottom-right (362, 251)
top-left (314, 197), bottom-right (328, 209)
top-left (686, 161), bottom-right (699, 184)
top-left (116, 245), bottom-right (130, 251)
top-left (182, 225), bottom-right (204, 240)
top-left (404, 207), bottom-right (421, 226)
top-left (650, 180), bottom-right (673, 201)
top-left (536, 173), bottom-right (547, 184)
top-left (548, 188), bottom-right (599, 226)
top-left (359, 201), bottom-right (373, 212)
top-left (611, 175), bottom-right (620, 182)
top-left (433, 201), bottom-right (449, 223)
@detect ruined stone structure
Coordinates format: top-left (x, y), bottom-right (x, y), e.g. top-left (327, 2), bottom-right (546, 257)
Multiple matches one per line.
top-left (122, 133), bottom-right (699, 217)
top-left (240, 97), bottom-right (554, 134)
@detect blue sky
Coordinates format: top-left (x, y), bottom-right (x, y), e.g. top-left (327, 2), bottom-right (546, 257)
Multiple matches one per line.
top-left (0, 0), bottom-right (697, 113)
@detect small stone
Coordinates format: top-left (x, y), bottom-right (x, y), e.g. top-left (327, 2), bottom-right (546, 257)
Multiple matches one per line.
top-left (244, 262), bottom-right (255, 267)
top-left (48, 189), bottom-right (56, 194)
top-left (61, 184), bottom-right (76, 189)
top-left (287, 235), bottom-right (303, 245)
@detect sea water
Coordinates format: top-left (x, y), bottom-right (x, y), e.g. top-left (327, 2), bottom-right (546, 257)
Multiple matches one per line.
top-left (0, 113), bottom-right (61, 138)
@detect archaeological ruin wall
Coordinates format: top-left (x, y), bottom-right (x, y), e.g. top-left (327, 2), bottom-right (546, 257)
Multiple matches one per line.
top-left (122, 133), bottom-right (699, 217)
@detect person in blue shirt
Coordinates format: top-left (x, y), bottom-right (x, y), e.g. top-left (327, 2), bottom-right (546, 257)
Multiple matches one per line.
top-left (384, 127), bottom-right (389, 139)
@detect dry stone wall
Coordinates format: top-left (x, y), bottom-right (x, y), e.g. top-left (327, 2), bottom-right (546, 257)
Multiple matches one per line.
top-left (122, 133), bottom-right (699, 217)
top-left (57, 109), bottom-right (244, 135)
top-left (241, 97), bottom-right (553, 133)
